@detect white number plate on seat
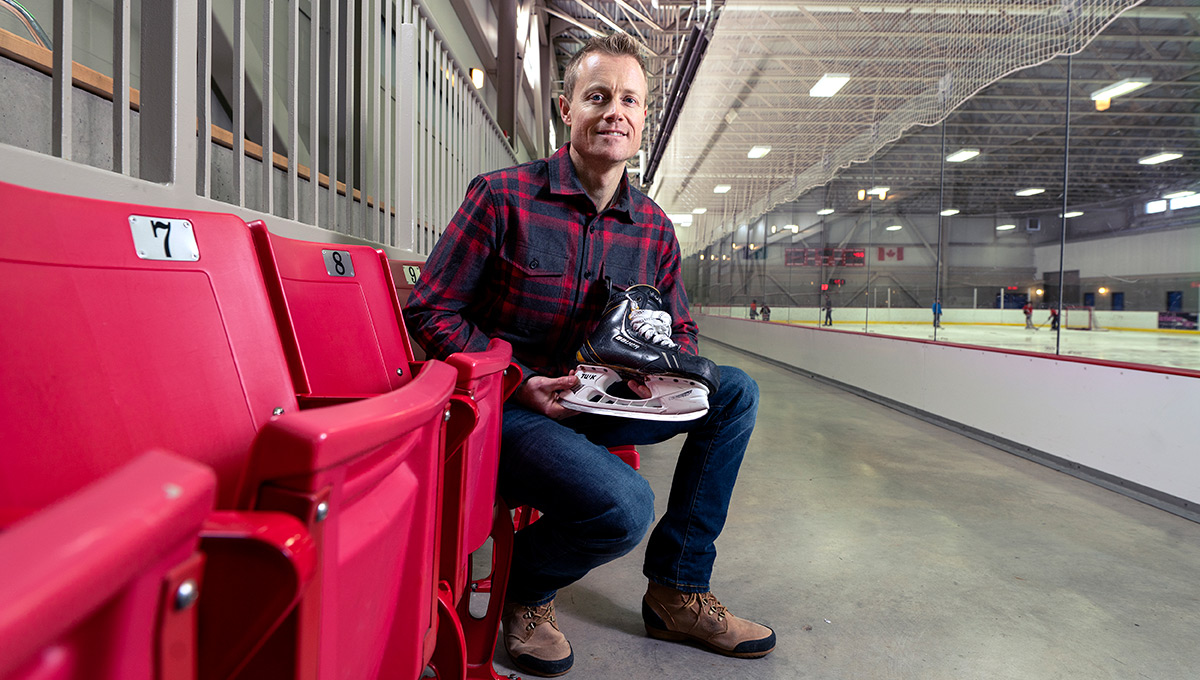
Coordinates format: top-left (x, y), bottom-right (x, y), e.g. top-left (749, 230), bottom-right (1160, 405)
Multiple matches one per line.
top-left (129, 216), bottom-right (200, 261)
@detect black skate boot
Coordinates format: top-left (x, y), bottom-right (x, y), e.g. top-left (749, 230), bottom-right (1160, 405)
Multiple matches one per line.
top-left (559, 284), bottom-right (721, 421)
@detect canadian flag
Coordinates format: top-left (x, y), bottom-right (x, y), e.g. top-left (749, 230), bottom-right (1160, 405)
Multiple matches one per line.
top-left (878, 246), bottom-right (904, 261)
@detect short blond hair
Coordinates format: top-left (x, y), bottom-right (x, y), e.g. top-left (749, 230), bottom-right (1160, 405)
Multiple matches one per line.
top-left (562, 33), bottom-right (649, 100)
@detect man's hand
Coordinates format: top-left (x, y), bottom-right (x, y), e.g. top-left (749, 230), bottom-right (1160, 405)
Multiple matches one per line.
top-left (515, 374), bottom-right (582, 420)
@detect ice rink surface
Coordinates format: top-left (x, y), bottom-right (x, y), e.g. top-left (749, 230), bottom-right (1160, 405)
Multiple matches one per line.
top-left (784, 321), bottom-right (1200, 372)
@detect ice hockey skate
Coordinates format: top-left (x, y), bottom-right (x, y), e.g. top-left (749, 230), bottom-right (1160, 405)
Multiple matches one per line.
top-left (559, 284), bottom-right (721, 421)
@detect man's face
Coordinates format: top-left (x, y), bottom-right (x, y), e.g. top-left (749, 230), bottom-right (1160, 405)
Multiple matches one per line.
top-left (559, 53), bottom-right (648, 170)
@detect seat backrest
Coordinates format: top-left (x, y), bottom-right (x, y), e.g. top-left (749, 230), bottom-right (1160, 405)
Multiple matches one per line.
top-left (387, 259), bottom-right (427, 361)
top-left (0, 450), bottom-right (213, 680)
top-left (250, 222), bottom-right (414, 399)
top-left (0, 182), bottom-right (298, 514)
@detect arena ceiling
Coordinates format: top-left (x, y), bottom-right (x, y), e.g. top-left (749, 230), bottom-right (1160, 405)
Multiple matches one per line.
top-left (541, 0), bottom-right (1199, 254)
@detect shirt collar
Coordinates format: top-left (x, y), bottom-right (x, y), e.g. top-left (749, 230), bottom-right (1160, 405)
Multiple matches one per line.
top-left (547, 144), bottom-right (635, 220)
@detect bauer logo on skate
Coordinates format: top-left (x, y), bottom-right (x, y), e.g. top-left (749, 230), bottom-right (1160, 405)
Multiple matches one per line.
top-left (615, 335), bottom-right (640, 350)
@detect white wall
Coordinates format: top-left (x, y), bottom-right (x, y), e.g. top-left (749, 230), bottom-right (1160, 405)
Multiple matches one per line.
top-left (699, 313), bottom-right (1200, 511)
top-left (1034, 226), bottom-right (1200, 278)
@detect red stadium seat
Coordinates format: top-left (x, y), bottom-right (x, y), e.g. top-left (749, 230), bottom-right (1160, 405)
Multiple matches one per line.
top-left (0, 451), bottom-right (213, 680)
top-left (254, 227), bottom-right (525, 679)
top-left (0, 182), bottom-right (458, 680)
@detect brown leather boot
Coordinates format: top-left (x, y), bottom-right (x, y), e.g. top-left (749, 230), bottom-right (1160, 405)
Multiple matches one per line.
top-left (503, 600), bottom-right (574, 677)
top-left (642, 582), bottom-right (776, 658)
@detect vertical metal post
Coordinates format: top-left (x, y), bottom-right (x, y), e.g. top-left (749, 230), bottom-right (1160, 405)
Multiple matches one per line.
top-left (419, 19), bottom-right (429, 250)
top-left (287, 0), bottom-right (299, 219)
top-left (140, 0), bottom-right (197, 190)
top-left (437, 48), bottom-right (445, 238)
top-left (344, 0), bottom-right (356, 234)
top-left (327, 0), bottom-right (340, 228)
top-left (395, 22), bottom-right (417, 252)
top-left (308, 0), bottom-right (321, 222)
top-left (497, 0), bottom-right (516, 143)
top-left (368, 0), bottom-right (381, 242)
top-left (233, 0), bottom-right (246, 205)
top-left (262, 0), bottom-right (275, 214)
top-left (52, 0), bottom-right (72, 160)
top-left (1055, 54), bottom-right (1073, 355)
top-left (359, 0), bottom-right (372, 238)
top-left (381, 0), bottom-right (393, 245)
top-left (933, 120), bottom-right (947, 340)
top-left (113, 0), bottom-right (131, 174)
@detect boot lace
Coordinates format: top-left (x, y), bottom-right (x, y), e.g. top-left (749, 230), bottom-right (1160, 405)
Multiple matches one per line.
top-left (520, 603), bottom-right (559, 631)
top-left (697, 593), bottom-right (728, 621)
top-left (630, 309), bottom-right (677, 349)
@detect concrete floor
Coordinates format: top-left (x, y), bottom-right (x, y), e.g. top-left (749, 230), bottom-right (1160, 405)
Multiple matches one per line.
top-left (484, 342), bottom-right (1200, 679)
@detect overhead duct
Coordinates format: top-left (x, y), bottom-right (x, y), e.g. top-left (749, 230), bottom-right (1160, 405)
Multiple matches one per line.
top-left (644, 21), bottom-right (712, 185)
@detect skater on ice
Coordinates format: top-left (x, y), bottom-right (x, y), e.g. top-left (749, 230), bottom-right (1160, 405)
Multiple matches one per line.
top-left (405, 31), bottom-right (774, 678)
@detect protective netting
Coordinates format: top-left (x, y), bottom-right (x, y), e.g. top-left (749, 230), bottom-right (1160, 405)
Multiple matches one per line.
top-left (647, 0), bottom-right (1145, 255)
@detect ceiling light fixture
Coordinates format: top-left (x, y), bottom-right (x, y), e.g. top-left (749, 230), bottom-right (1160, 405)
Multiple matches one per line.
top-left (810, 73), bottom-right (851, 98)
top-left (996, 224), bottom-right (1017, 231)
top-left (1090, 77), bottom-right (1151, 102)
top-left (1015, 187), bottom-right (1045, 196)
top-left (469, 68), bottom-right (485, 90)
top-left (785, 224), bottom-right (799, 233)
top-left (692, 207), bottom-right (708, 214)
top-left (748, 145), bottom-right (772, 159)
top-left (885, 225), bottom-right (903, 231)
top-left (817, 208), bottom-right (834, 215)
top-left (1061, 211), bottom-right (1084, 218)
top-left (1162, 190), bottom-right (1195, 200)
top-left (940, 209), bottom-right (959, 216)
top-left (867, 186), bottom-right (889, 200)
top-left (945, 148), bottom-right (980, 163)
top-left (713, 185), bottom-right (731, 194)
top-left (1138, 152), bottom-right (1182, 165)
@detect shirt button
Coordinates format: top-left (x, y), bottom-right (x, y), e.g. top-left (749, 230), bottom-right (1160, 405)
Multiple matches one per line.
top-left (530, 258), bottom-right (539, 269)
top-left (589, 226), bottom-right (596, 234)
top-left (585, 270), bottom-right (593, 279)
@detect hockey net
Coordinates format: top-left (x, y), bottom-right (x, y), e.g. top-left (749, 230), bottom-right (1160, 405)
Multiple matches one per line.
top-left (1063, 306), bottom-right (1103, 331)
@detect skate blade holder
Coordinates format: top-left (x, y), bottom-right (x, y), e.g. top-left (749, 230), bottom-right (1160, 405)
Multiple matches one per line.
top-left (560, 365), bottom-right (710, 422)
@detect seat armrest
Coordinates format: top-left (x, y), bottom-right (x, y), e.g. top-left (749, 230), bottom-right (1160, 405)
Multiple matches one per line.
top-left (241, 359), bottom-right (457, 485)
top-left (444, 338), bottom-right (515, 386)
top-left (0, 451), bottom-right (214, 679)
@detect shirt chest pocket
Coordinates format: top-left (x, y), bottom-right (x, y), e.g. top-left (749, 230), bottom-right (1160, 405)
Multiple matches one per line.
top-left (503, 242), bottom-right (566, 279)
top-left (602, 261), bottom-right (652, 290)
top-left (495, 242), bottom-right (569, 336)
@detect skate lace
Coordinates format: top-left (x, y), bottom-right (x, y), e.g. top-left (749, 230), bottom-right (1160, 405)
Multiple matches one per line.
top-left (630, 309), bottom-right (677, 348)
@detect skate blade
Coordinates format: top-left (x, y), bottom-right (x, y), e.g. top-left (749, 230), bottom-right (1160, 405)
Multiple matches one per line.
top-left (560, 365), bottom-right (709, 422)
top-left (560, 399), bottom-right (708, 422)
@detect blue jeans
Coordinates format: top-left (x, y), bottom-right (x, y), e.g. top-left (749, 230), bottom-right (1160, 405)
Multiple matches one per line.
top-left (498, 366), bottom-right (759, 605)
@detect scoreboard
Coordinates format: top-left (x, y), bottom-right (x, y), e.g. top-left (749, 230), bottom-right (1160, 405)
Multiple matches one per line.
top-left (784, 248), bottom-right (866, 267)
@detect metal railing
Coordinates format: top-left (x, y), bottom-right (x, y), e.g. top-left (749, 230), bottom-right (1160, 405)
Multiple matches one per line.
top-left (0, 0), bottom-right (514, 256)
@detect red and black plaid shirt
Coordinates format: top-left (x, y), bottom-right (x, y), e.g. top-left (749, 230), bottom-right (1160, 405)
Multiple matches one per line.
top-left (404, 144), bottom-right (697, 382)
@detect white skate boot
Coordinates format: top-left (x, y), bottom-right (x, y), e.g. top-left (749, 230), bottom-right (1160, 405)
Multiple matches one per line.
top-left (559, 284), bottom-right (720, 421)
